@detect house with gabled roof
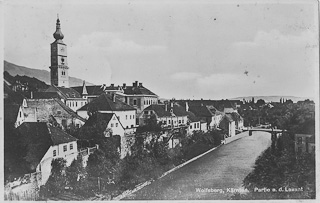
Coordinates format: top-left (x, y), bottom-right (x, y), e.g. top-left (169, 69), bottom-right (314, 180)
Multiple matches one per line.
top-left (77, 93), bottom-right (137, 134)
top-left (219, 114), bottom-right (236, 137)
top-left (17, 122), bottom-right (78, 185)
top-left (140, 102), bottom-right (189, 129)
top-left (45, 85), bottom-right (88, 112)
top-left (4, 83), bottom-right (28, 127)
top-left (73, 81), bottom-right (159, 119)
top-left (81, 112), bottom-right (133, 158)
top-left (229, 112), bottom-right (244, 131)
top-left (24, 98), bottom-right (86, 129)
top-left (4, 104), bottom-right (25, 128)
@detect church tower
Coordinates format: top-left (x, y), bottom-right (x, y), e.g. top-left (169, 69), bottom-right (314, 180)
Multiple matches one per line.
top-left (49, 17), bottom-right (69, 87)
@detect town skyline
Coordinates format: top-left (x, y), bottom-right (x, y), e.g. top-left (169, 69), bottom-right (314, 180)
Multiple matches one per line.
top-left (4, 0), bottom-right (319, 100)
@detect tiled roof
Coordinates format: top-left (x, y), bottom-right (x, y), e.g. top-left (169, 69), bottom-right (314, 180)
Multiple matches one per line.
top-left (4, 104), bottom-right (20, 123)
top-left (17, 122), bottom-right (77, 172)
top-left (72, 85), bottom-right (105, 96)
top-left (77, 93), bottom-right (136, 112)
top-left (82, 113), bottom-right (119, 129)
top-left (48, 125), bottom-right (78, 145)
top-left (123, 85), bottom-right (157, 96)
top-left (46, 85), bottom-right (82, 98)
top-left (188, 105), bottom-right (213, 117)
top-left (186, 111), bottom-right (201, 122)
top-left (176, 99), bottom-right (238, 112)
top-left (32, 92), bottom-right (63, 99)
top-left (54, 98), bottom-right (86, 122)
top-left (144, 103), bottom-right (188, 117)
top-left (17, 122), bottom-right (53, 172)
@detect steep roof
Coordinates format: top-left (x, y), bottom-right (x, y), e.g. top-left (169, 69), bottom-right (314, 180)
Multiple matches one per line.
top-left (188, 105), bottom-right (213, 117)
top-left (32, 92), bottom-right (63, 99)
top-left (46, 85), bottom-right (81, 98)
top-left (83, 113), bottom-right (113, 127)
top-left (72, 85), bottom-right (105, 96)
top-left (77, 93), bottom-right (136, 112)
top-left (186, 111), bottom-right (201, 122)
top-left (144, 103), bottom-right (188, 117)
top-left (123, 85), bottom-right (157, 96)
top-left (48, 125), bottom-right (78, 145)
top-left (17, 122), bottom-right (77, 172)
top-left (54, 98), bottom-right (86, 122)
top-left (4, 104), bottom-right (21, 123)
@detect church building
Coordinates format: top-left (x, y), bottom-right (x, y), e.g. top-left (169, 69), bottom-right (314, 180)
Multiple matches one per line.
top-left (45, 17), bottom-right (88, 112)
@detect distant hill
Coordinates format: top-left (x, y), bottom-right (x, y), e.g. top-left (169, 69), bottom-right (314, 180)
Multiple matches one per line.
top-left (4, 71), bottom-right (49, 91)
top-left (4, 60), bottom-right (94, 87)
top-left (230, 96), bottom-right (314, 103)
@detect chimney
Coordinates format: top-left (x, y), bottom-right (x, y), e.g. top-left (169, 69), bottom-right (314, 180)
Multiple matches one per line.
top-left (164, 101), bottom-right (168, 111)
top-left (186, 102), bottom-right (189, 112)
top-left (112, 94), bottom-right (116, 102)
top-left (30, 91), bottom-right (33, 99)
top-left (139, 82), bottom-right (142, 87)
top-left (133, 81), bottom-right (138, 87)
top-left (123, 83), bottom-right (126, 88)
top-left (111, 83), bottom-right (114, 87)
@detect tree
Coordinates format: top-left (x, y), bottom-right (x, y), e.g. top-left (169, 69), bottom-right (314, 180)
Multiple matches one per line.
top-left (136, 114), bottom-right (162, 133)
top-left (256, 99), bottom-right (265, 107)
top-left (41, 158), bottom-right (67, 196)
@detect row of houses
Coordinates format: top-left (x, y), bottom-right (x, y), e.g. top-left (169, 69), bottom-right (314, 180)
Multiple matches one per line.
top-left (3, 17), bottom-right (244, 191)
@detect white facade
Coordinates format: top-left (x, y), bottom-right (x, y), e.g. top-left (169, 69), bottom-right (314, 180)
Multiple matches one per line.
top-left (36, 140), bottom-right (78, 185)
top-left (229, 121), bottom-right (236, 137)
top-left (106, 114), bottom-right (125, 137)
top-left (201, 122), bottom-right (208, 132)
top-left (15, 106), bottom-right (25, 128)
top-left (66, 99), bottom-right (88, 112)
top-left (187, 121), bottom-right (201, 135)
top-left (210, 114), bottom-right (223, 129)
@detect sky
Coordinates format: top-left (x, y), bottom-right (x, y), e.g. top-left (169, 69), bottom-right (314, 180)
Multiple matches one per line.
top-left (3, 0), bottom-right (319, 100)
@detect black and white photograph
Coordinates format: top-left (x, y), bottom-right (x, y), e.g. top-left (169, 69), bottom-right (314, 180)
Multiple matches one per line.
top-left (2, 0), bottom-right (318, 201)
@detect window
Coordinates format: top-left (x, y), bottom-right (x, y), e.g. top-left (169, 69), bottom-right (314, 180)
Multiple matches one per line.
top-left (57, 110), bottom-right (61, 115)
top-left (190, 125), bottom-right (192, 129)
top-left (179, 120), bottom-right (181, 124)
top-left (116, 123), bottom-right (118, 127)
top-left (133, 115), bottom-right (135, 119)
top-left (76, 102), bottom-right (77, 107)
top-left (298, 137), bottom-right (303, 144)
top-left (126, 115), bottom-right (128, 120)
top-left (182, 120), bottom-right (184, 124)
top-left (63, 145), bottom-right (67, 152)
top-left (133, 99), bottom-right (137, 105)
top-left (111, 123), bottom-right (114, 127)
top-left (130, 115), bottom-right (131, 119)
top-left (53, 150), bottom-right (57, 157)
top-left (19, 111), bottom-right (22, 118)
top-left (194, 123), bottom-right (197, 128)
top-left (168, 120), bottom-right (171, 124)
top-left (70, 144), bottom-right (73, 150)
top-left (197, 123), bottom-right (200, 128)
top-left (144, 111), bottom-right (148, 115)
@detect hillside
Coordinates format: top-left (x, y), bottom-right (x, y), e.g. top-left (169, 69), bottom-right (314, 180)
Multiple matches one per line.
top-left (4, 60), bottom-right (94, 87)
top-left (230, 95), bottom-right (313, 103)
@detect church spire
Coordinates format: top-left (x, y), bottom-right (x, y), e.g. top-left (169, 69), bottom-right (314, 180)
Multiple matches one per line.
top-left (53, 15), bottom-right (64, 41)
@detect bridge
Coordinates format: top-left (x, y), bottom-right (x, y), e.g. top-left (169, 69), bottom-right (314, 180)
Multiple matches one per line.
top-left (248, 127), bottom-right (283, 133)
